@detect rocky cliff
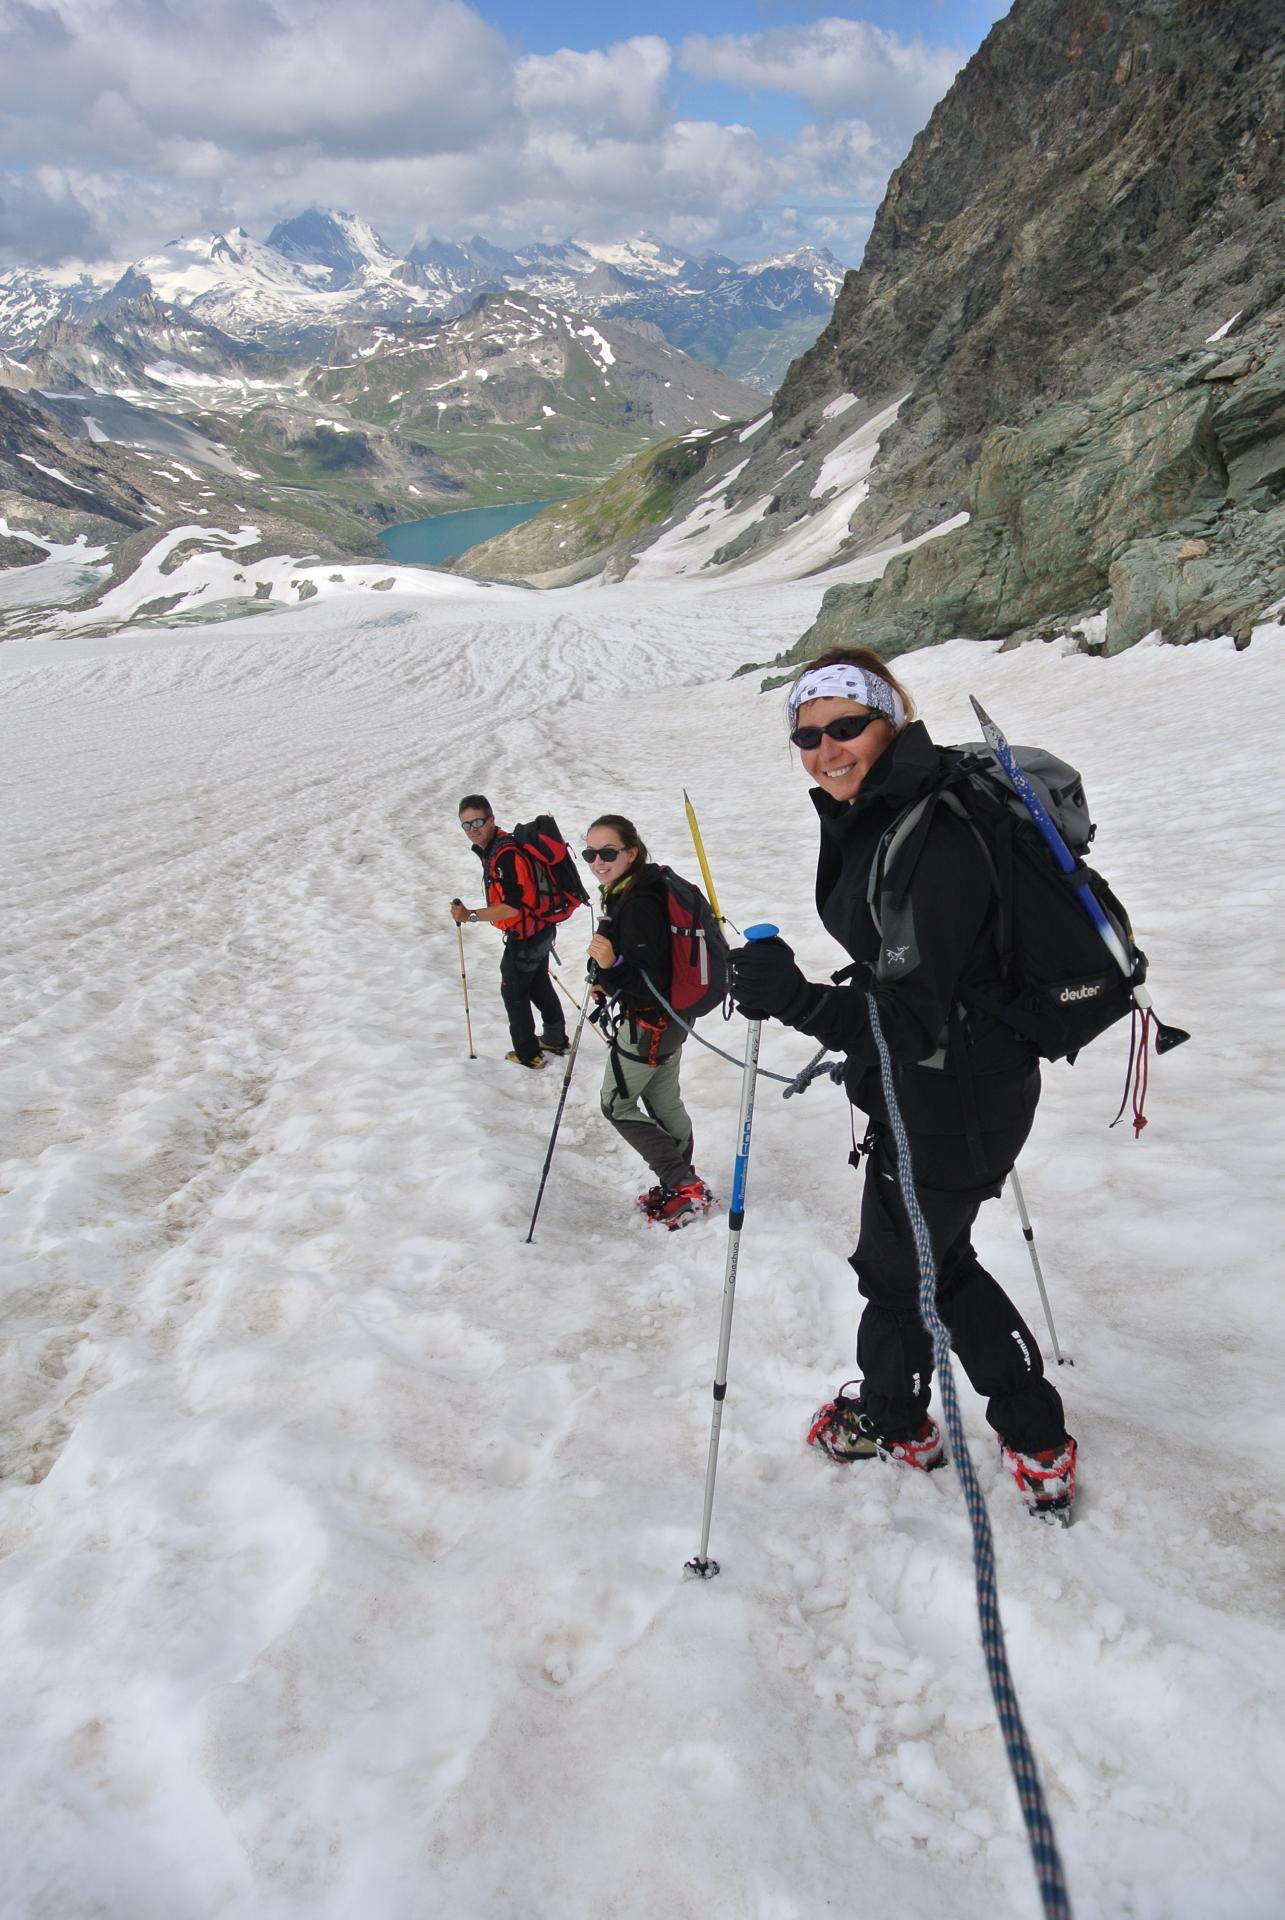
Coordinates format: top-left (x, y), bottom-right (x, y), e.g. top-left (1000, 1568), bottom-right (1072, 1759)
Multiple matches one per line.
top-left (789, 316), bottom-right (1285, 662)
top-left (772, 0), bottom-right (1284, 548)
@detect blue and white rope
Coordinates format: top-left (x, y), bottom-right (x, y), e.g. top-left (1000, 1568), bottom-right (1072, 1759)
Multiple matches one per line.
top-left (865, 991), bottom-right (1072, 1920)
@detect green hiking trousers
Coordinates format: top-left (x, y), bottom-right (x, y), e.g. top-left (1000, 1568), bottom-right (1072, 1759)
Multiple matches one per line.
top-left (601, 1027), bottom-right (695, 1190)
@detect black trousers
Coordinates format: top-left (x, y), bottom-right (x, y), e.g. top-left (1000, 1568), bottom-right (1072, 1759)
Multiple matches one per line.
top-left (499, 928), bottom-right (566, 1062)
top-left (850, 1085), bottom-right (1067, 1454)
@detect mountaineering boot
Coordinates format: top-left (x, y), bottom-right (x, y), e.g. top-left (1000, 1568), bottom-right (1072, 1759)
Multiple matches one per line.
top-left (807, 1380), bottom-right (945, 1469)
top-left (506, 1050), bottom-right (546, 1070)
top-left (635, 1183), bottom-right (666, 1215)
top-left (646, 1179), bottom-right (713, 1230)
top-left (539, 1032), bottom-right (570, 1057)
top-left (1000, 1434), bottom-right (1078, 1522)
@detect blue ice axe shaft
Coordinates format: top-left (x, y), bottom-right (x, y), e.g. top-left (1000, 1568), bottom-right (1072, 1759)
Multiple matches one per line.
top-left (686, 922), bottom-right (776, 1579)
top-left (969, 695), bottom-right (1139, 980)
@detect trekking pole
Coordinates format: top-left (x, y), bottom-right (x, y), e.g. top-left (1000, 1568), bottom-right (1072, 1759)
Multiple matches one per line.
top-left (451, 908), bottom-right (476, 1061)
top-left (524, 980), bottom-right (595, 1244)
top-left (683, 788), bottom-right (735, 931)
top-left (685, 921), bottom-right (775, 1580)
top-left (1009, 1169), bottom-right (1071, 1366)
top-left (554, 972), bottom-right (609, 1042)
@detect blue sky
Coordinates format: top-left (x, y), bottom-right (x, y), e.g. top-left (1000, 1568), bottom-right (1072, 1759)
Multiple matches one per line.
top-left (490, 0), bottom-right (1009, 52)
top-left (0, 0), bottom-right (1014, 270)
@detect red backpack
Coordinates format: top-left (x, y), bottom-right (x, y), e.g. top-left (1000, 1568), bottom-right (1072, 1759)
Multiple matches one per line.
top-left (492, 814), bottom-right (589, 930)
top-left (654, 867), bottom-right (729, 1020)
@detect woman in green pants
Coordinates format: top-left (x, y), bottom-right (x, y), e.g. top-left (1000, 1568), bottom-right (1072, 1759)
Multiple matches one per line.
top-left (584, 813), bottom-right (711, 1230)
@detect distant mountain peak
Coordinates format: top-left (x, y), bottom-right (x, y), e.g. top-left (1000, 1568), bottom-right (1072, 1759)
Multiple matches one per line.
top-left (267, 208), bottom-right (400, 289)
top-left (2, 221), bottom-right (849, 390)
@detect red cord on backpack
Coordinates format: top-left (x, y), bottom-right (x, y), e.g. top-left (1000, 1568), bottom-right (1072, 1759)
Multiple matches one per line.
top-left (1110, 1007), bottom-right (1152, 1135)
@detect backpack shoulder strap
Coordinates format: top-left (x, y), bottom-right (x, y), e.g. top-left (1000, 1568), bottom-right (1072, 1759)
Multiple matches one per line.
top-left (871, 773), bottom-right (1004, 983)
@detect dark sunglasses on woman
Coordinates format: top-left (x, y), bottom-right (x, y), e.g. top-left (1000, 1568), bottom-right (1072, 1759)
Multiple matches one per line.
top-left (789, 711), bottom-right (888, 751)
top-left (582, 845), bottom-right (625, 864)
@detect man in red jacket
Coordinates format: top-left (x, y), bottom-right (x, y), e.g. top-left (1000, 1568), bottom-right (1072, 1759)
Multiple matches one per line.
top-left (450, 794), bottom-right (569, 1069)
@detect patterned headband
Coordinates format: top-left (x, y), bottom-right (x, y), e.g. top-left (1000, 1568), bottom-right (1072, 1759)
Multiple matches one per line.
top-left (787, 663), bottom-right (907, 730)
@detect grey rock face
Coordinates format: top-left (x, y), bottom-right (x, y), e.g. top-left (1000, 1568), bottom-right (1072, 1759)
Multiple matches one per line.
top-left (788, 320), bottom-right (1285, 664)
top-left (771, 0), bottom-right (1284, 546)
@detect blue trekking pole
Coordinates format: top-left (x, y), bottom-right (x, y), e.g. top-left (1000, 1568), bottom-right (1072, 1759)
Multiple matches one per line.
top-left (685, 921), bottom-right (776, 1580)
top-left (969, 696), bottom-right (1189, 1056)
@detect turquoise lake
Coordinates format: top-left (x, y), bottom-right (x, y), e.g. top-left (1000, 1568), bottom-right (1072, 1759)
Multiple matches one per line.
top-left (379, 499), bottom-right (554, 567)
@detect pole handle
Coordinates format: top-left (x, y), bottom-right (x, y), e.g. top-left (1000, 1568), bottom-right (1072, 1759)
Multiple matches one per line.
top-left (743, 922), bottom-right (779, 942)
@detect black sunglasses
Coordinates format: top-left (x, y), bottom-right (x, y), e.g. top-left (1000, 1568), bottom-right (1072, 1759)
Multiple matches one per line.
top-left (581, 845), bottom-right (625, 864)
top-left (789, 711), bottom-right (888, 751)
top-left (460, 815), bottom-right (492, 832)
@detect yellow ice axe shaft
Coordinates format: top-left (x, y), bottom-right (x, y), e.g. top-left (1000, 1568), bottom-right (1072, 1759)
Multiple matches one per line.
top-left (683, 787), bottom-right (725, 925)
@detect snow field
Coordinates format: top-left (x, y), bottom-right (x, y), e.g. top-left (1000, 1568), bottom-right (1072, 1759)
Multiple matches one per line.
top-left (1, 587), bottom-right (1283, 1919)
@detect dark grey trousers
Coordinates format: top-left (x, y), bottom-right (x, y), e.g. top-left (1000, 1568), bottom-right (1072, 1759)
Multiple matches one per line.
top-left (499, 928), bottom-right (566, 1063)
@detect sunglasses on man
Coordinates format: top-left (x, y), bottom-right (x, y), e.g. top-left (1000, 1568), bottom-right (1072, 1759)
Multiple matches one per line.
top-left (581, 845), bottom-right (625, 864)
top-left (789, 710), bottom-right (889, 751)
top-left (460, 815), bottom-right (492, 832)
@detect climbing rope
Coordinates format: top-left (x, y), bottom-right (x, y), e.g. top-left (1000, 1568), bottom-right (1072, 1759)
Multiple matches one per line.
top-left (639, 969), bottom-right (844, 1094)
top-left (865, 989), bottom-right (1073, 1920)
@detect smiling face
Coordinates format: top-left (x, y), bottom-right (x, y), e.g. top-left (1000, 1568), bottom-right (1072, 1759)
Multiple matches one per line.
top-left (583, 830), bottom-right (639, 882)
top-left (796, 697), bottom-right (894, 804)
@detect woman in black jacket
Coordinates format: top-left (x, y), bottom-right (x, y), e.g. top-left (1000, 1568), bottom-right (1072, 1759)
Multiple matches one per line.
top-left (728, 647), bottom-right (1077, 1517)
top-left (584, 814), bottom-right (711, 1230)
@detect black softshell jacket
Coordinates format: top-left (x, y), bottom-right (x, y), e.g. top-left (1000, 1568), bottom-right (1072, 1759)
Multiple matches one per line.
top-left (790, 722), bottom-right (1036, 1135)
top-left (598, 865), bottom-right (673, 1027)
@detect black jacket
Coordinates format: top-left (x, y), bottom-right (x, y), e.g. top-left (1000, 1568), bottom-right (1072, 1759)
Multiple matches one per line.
top-left (597, 863), bottom-right (672, 1027)
top-left (789, 722), bottom-right (1036, 1134)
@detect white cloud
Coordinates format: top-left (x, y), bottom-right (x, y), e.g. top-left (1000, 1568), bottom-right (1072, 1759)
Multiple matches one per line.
top-left (0, 4), bottom-right (966, 269)
top-left (2, 0), bottom-right (515, 166)
top-left (681, 18), bottom-right (963, 141)
top-left (785, 118), bottom-right (893, 203)
top-left (515, 38), bottom-right (672, 142)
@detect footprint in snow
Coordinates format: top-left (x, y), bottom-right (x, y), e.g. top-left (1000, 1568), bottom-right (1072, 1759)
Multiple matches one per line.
top-left (522, 1574), bottom-right (667, 1697)
top-left (657, 1739), bottom-right (740, 1802)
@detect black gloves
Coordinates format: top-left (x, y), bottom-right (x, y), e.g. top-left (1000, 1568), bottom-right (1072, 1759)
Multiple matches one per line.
top-left (728, 936), bottom-right (822, 1027)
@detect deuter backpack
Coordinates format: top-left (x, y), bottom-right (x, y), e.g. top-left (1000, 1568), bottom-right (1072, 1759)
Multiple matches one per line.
top-left (872, 743), bottom-right (1145, 1062)
top-left (507, 814), bottom-right (590, 927)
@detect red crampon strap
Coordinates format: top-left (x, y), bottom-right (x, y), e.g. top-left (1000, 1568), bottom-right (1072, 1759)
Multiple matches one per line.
top-left (1110, 1007), bottom-right (1152, 1136)
top-left (806, 1402), bottom-right (838, 1448)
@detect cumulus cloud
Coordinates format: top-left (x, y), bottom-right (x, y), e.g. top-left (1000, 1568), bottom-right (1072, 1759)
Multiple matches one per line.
top-left (681, 18), bottom-right (963, 144)
top-left (0, 1), bottom-right (964, 269)
top-left (515, 37), bottom-right (672, 142)
top-left (0, 165), bottom-right (106, 265)
top-left (11, 0), bottom-right (515, 164)
top-left (785, 118), bottom-right (893, 204)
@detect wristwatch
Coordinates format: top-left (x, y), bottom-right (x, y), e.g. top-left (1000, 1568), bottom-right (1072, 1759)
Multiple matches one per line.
top-left (467, 910), bottom-right (479, 923)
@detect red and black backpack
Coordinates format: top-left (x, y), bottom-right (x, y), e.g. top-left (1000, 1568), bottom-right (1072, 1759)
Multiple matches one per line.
top-left (654, 866), bottom-right (729, 1021)
top-left (488, 814), bottom-right (589, 935)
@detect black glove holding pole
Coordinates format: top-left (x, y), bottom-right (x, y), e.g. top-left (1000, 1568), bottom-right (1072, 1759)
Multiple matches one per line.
top-left (727, 935), bottom-right (823, 1027)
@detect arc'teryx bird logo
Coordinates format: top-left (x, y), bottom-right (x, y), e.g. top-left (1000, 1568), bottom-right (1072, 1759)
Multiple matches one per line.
top-left (885, 944), bottom-right (909, 966)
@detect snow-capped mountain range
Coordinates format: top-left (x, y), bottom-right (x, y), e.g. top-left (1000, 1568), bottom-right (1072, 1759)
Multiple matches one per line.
top-left (0, 212), bottom-right (846, 389)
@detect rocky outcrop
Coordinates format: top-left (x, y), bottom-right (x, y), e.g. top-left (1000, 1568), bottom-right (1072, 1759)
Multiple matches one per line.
top-left (787, 315), bottom-right (1285, 662)
top-left (0, 387), bottom-right (154, 532)
top-left (769, 0), bottom-right (1284, 547)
